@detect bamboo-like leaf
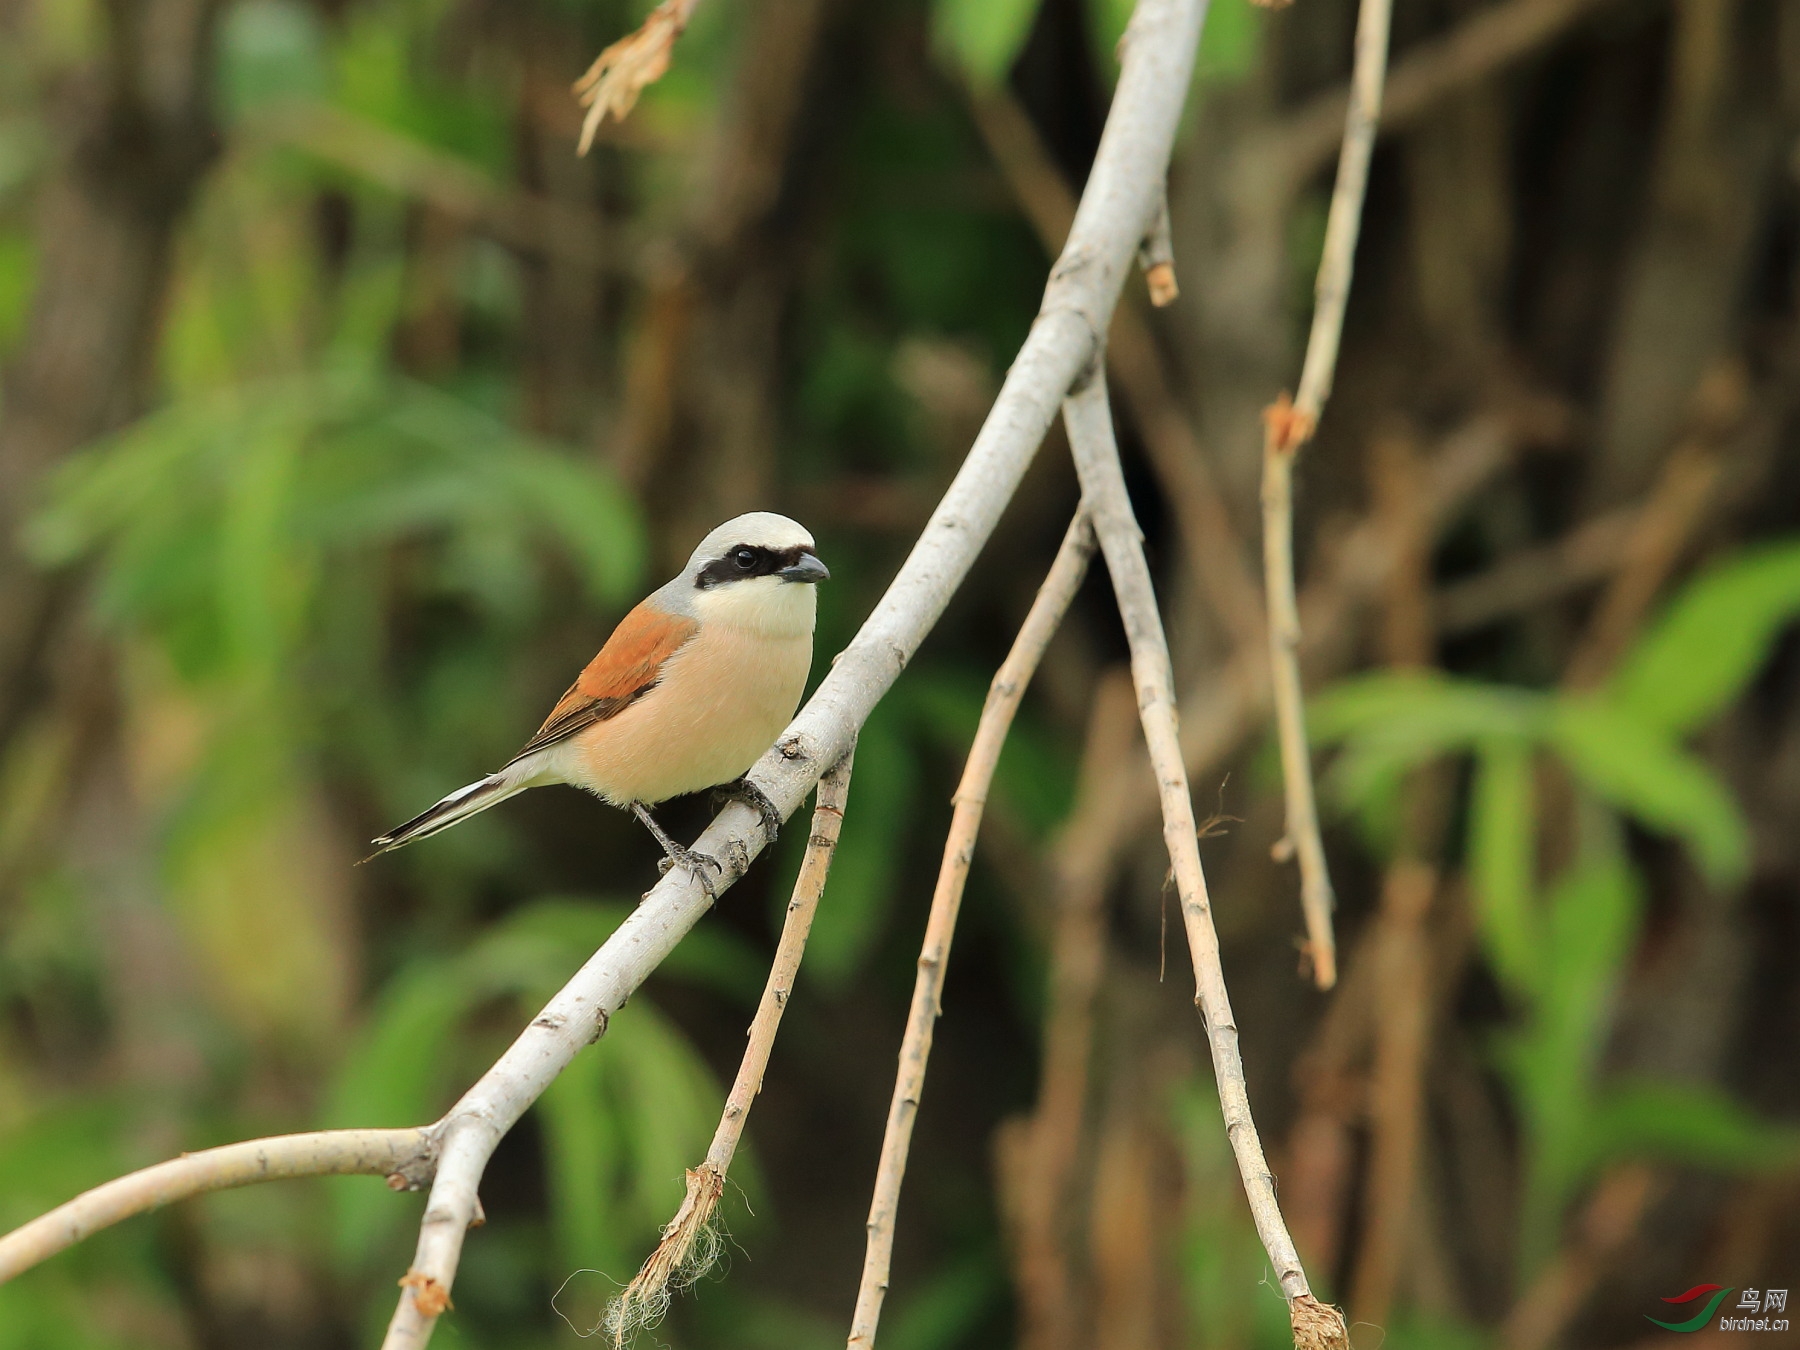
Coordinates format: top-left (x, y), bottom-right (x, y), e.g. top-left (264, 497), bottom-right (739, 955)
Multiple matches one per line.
top-left (1549, 696), bottom-right (1749, 885)
top-left (1609, 539), bottom-right (1800, 738)
top-left (1469, 739), bottom-right (1540, 997)
top-left (1585, 1080), bottom-right (1800, 1174)
top-left (932, 0), bottom-right (1045, 87)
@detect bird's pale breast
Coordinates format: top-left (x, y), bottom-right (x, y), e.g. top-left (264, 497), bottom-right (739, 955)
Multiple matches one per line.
top-left (560, 622), bottom-right (811, 805)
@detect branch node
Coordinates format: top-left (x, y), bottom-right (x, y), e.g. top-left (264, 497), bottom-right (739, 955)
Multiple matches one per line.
top-left (1137, 191), bottom-right (1178, 305)
top-left (399, 1271), bottom-right (454, 1318)
top-left (1263, 393), bottom-right (1316, 459)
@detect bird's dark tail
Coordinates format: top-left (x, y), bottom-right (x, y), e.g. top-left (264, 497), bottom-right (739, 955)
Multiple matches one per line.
top-left (363, 773), bottom-right (528, 862)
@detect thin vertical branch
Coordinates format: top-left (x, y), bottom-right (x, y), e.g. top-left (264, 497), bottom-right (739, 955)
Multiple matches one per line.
top-left (606, 750), bottom-right (853, 1345)
top-left (1138, 189), bottom-right (1179, 306)
top-left (1261, 0), bottom-right (1396, 990)
top-left (1065, 374), bottom-right (1348, 1350)
top-left (847, 516), bottom-right (1098, 1350)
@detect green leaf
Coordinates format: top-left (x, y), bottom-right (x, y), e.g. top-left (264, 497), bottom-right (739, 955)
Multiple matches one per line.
top-left (1549, 696), bottom-right (1749, 885)
top-left (1469, 739), bottom-right (1539, 996)
top-left (1610, 539), bottom-right (1800, 737)
top-left (538, 1036), bottom-right (627, 1282)
top-left (324, 898), bottom-right (755, 1269)
top-left (932, 0), bottom-right (1044, 87)
top-left (1198, 0), bottom-right (1261, 85)
top-left (1586, 1080), bottom-right (1800, 1173)
top-left (1505, 828), bottom-right (1640, 1269)
top-left (1308, 671), bottom-right (1546, 821)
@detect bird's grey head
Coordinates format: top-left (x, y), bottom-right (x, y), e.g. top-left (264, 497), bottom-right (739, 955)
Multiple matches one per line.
top-left (682, 512), bottom-right (829, 591)
top-left (669, 513), bottom-right (828, 637)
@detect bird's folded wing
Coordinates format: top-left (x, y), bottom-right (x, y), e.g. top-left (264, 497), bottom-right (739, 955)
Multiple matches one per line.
top-left (506, 599), bottom-right (699, 762)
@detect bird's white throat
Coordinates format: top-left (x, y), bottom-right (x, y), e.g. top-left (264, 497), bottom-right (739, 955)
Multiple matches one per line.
top-left (690, 573), bottom-right (818, 638)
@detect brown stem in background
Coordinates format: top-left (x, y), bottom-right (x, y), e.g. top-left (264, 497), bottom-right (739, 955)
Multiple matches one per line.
top-left (1003, 668), bottom-right (1142, 1350)
top-left (612, 0), bottom-right (840, 561)
top-left (849, 516), bottom-right (1097, 1350)
top-left (1502, 1167), bottom-right (1660, 1350)
top-left (968, 88), bottom-right (1266, 660)
top-left (1066, 375), bottom-right (1347, 1349)
top-left (1349, 428), bottom-right (1449, 1325)
top-left (256, 104), bottom-right (618, 274)
top-left (607, 751), bottom-right (853, 1346)
top-left (1563, 362), bottom-right (1745, 690)
top-left (1436, 508), bottom-right (1638, 635)
top-left (1265, 0), bottom-right (1621, 191)
top-left (0, 0), bottom-right (223, 757)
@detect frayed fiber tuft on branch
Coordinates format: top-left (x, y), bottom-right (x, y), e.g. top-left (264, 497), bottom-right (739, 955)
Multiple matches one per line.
top-left (605, 1163), bottom-right (727, 1344)
top-left (573, 0), bottom-right (700, 155)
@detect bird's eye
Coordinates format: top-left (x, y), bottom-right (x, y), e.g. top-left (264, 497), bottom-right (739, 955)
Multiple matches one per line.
top-left (733, 548), bottom-right (758, 570)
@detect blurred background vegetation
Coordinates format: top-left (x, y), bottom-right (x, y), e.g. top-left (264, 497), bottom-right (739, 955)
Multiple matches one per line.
top-left (0, 0), bottom-right (1797, 1345)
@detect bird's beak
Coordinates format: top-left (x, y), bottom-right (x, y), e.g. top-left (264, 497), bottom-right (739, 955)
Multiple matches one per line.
top-left (779, 552), bottom-right (831, 584)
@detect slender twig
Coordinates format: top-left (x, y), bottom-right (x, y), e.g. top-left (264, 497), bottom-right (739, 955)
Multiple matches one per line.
top-left (1260, 0), bottom-right (1394, 991)
top-left (1138, 190), bottom-right (1178, 306)
top-left (1059, 415), bottom-right (1516, 968)
top-left (573, 0), bottom-right (703, 154)
top-left (1563, 364), bottom-right (1744, 690)
top-left (1436, 507), bottom-right (1636, 634)
top-left (375, 4), bottom-right (1207, 1344)
top-left (1264, 0), bottom-right (1620, 191)
top-left (607, 751), bottom-right (853, 1346)
top-left (966, 86), bottom-right (1266, 657)
top-left (1065, 375), bottom-right (1347, 1350)
top-left (847, 514), bottom-right (1097, 1350)
top-left (0, 1129), bottom-right (434, 1284)
top-left (1262, 431), bottom-right (1339, 989)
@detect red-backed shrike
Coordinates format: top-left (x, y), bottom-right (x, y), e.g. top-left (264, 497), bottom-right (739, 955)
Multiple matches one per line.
top-left (369, 512), bottom-right (827, 889)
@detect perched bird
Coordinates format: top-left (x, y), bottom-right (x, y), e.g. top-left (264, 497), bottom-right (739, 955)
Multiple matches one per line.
top-left (368, 512), bottom-right (828, 890)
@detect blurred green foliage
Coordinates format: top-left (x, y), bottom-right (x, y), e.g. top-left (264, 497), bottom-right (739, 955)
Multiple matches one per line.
top-left (1311, 542), bottom-right (1800, 1278)
top-left (0, 0), bottom-right (1794, 1345)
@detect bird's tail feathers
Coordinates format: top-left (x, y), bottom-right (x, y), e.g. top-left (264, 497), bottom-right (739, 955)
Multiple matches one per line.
top-left (363, 771), bottom-right (529, 862)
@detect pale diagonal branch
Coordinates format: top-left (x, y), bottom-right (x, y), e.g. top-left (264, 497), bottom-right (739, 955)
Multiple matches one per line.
top-left (606, 749), bottom-right (854, 1345)
top-left (377, 3), bottom-right (1208, 1344)
top-left (0, 1129), bottom-right (434, 1284)
top-left (1065, 374), bottom-right (1348, 1350)
top-left (847, 513), bottom-right (1097, 1350)
top-left (1261, 0), bottom-right (1395, 991)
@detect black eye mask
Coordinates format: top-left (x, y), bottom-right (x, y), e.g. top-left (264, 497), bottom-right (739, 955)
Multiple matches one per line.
top-left (695, 544), bottom-right (818, 589)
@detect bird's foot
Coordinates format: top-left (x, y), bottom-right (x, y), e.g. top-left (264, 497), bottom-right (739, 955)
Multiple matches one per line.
top-left (656, 845), bottom-right (724, 900)
top-left (712, 776), bottom-right (783, 849)
top-left (631, 801), bottom-right (724, 900)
